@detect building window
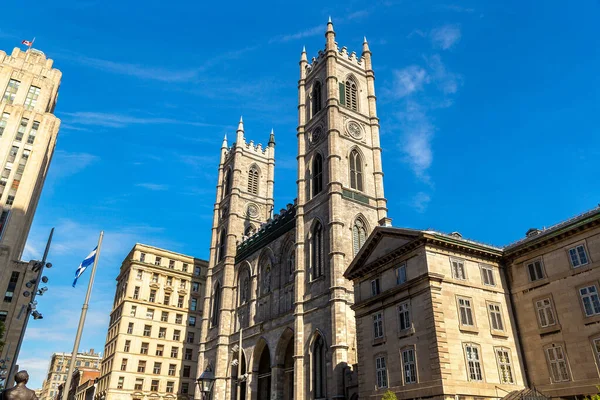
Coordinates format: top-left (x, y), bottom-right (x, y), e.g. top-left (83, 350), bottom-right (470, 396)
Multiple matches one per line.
top-left (153, 362), bottom-right (161, 374)
top-left (340, 78), bottom-right (358, 111)
top-left (248, 166), bottom-right (259, 194)
top-left (373, 312), bottom-right (384, 339)
top-left (451, 259), bottom-right (466, 280)
top-left (183, 365), bottom-right (191, 377)
top-left (218, 229), bottom-right (226, 262)
top-left (579, 285), bottom-right (600, 317)
top-left (156, 344), bottom-right (164, 356)
top-left (375, 356), bottom-right (388, 389)
top-left (24, 86), bottom-right (40, 110)
top-left (173, 330), bottom-right (181, 341)
top-left (194, 265), bottom-right (200, 275)
top-left (312, 153), bottom-right (323, 196)
top-left (152, 273), bottom-right (159, 283)
top-left (349, 150), bottom-right (363, 191)
top-left (166, 276), bottom-right (173, 286)
top-left (146, 309), bottom-right (154, 319)
top-left (15, 118), bottom-right (28, 142)
top-left (150, 380), bottom-right (159, 392)
top-left (175, 314), bottom-right (183, 324)
top-left (133, 286), bottom-right (140, 299)
top-left (546, 345), bottom-right (570, 382)
top-left (371, 278), bottom-right (380, 296)
top-left (481, 265), bottom-right (495, 286)
top-left (223, 169), bottom-right (232, 197)
top-left (569, 245), bottom-right (589, 267)
top-left (127, 323), bottom-right (133, 334)
top-left (4, 271), bottom-right (19, 302)
top-left (181, 383), bottom-right (189, 394)
top-left (149, 289), bottom-right (156, 303)
top-left (177, 295), bottom-right (184, 308)
top-left (166, 381), bottom-right (174, 393)
top-left (189, 316), bottom-right (196, 327)
top-left (184, 348), bottom-right (193, 361)
top-left (488, 303), bottom-right (504, 331)
top-left (398, 302), bottom-right (411, 331)
top-left (120, 359), bottom-right (127, 371)
top-left (3, 79), bottom-right (20, 104)
top-left (140, 342), bottom-right (149, 354)
top-left (192, 282), bottom-right (199, 292)
top-left (458, 297), bottom-right (475, 327)
top-left (402, 348), bottom-right (417, 384)
top-left (168, 364), bottom-right (176, 376)
top-left (312, 81), bottom-right (322, 116)
top-left (8, 146), bottom-right (18, 163)
top-left (464, 344), bottom-right (483, 381)
top-left (495, 348), bottom-right (514, 384)
top-left (352, 218), bottom-right (367, 256)
top-left (137, 360), bottom-right (146, 373)
top-left (117, 376), bottom-right (124, 389)
top-left (136, 270), bottom-right (143, 280)
top-left (313, 335), bottom-right (326, 398)
top-left (0, 113), bottom-right (9, 137)
top-left (170, 347), bottom-right (179, 358)
top-left (27, 121), bottom-right (39, 144)
top-left (535, 298), bottom-right (557, 327)
top-left (164, 294), bottom-right (170, 305)
top-left (180, 280), bottom-right (187, 289)
top-left (0, 311), bottom-right (7, 322)
top-left (592, 338), bottom-right (600, 367)
top-left (134, 378), bottom-right (143, 391)
top-left (527, 260), bottom-right (545, 281)
top-left (311, 221), bottom-right (324, 279)
top-left (187, 332), bottom-right (195, 344)
top-left (154, 257), bottom-right (161, 266)
top-left (158, 327), bottom-right (166, 338)
top-left (124, 340), bottom-right (130, 352)
top-left (161, 311), bottom-right (168, 322)
top-left (140, 252), bottom-right (146, 262)
top-left (169, 259), bottom-right (175, 269)
top-left (396, 264), bottom-right (407, 285)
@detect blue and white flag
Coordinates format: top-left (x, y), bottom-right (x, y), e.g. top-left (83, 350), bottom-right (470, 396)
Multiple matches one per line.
top-left (73, 247), bottom-right (97, 287)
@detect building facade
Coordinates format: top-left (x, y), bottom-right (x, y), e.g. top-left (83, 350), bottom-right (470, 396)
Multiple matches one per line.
top-left (39, 349), bottom-right (102, 400)
top-left (0, 46), bottom-right (62, 385)
top-left (345, 207), bottom-right (600, 400)
top-left (197, 19), bottom-right (389, 400)
top-left (55, 368), bottom-right (101, 400)
top-left (94, 244), bottom-right (208, 400)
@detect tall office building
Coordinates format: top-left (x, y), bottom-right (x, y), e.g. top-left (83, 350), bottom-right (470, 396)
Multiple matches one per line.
top-left (0, 47), bottom-right (61, 385)
top-left (95, 244), bottom-right (207, 400)
top-left (39, 349), bottom-right (102, 400)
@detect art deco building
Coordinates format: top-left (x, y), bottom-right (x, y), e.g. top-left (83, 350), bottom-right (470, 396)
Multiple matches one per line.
top-left (39, 349), bottom-right (101, 400)
top-left (95, 244), bottom-right (207, 400)
top-left (345, 206), bottom-right (600, 400)
top-left (0, 47), bottom-right (62, 384)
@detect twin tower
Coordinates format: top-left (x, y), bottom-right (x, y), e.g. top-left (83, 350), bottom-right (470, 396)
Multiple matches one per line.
top-left (198, 19), bottom-right (389, 400)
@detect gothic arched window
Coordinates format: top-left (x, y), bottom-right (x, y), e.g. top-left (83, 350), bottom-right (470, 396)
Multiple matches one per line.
top-left (313, 335), bottom-right (326, 398)
top-left (312, 154), bottom-right (323, 197)
top-left (311, 222), bottom-right (323, 278)
top-left (344, 78), bottom-right (358, 111)
top-left (218, 229), bottom-right (227, 262)
top-left (240, 272), bottom-right (249, 305)
top-left (211, 282), bottom-right (221, 327)
top-left (349, 150), bottom-right (363, 191)
top-left (352, 218), bottom-right (367, 256)
top-left (248, 166), bottom-right (259, 195)
top-left (223, 168), bottom-right (232, 197)
top-left (312, 81), bottom-right (322, 116)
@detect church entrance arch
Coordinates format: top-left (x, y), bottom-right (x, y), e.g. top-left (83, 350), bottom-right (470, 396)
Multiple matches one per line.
top-left (256, 343), bottom-right (271, 400)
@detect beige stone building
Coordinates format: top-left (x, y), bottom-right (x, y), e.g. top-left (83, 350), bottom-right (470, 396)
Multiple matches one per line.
top-left (345, 207), bottom-right (600, 400)
top-left (94, 244), bottom-right (207, 400)
top-left (39, 349), bottom-right (102, 400)
top-left (0, 47), bottom-right (62, 386)
top-left (197, 19), bottom-right (388, 400)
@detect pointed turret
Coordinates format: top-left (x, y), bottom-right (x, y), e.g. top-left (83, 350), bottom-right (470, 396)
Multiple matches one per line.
top-left (268, 128), bottom-right (275, 147)
top-left (326, 17), bottom-right (336, 51)
top-left (236, 116), bottom-right (244, 145)
top-left (362, 36), bottom-right (370, 53)
top-left (362, 36), bottom-right (372, 69)
top-left (221, 133), bottom-right (228, 149)
top-left (301, 46), bottom-right (307, 62)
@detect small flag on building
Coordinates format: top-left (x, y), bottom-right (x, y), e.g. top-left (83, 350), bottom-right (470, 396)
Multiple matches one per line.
top-left (21, 39), bottom-right (34, 47)
top-left (73, 247), bottom-right (98, 287)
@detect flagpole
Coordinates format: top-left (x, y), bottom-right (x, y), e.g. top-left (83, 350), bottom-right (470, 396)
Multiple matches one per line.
top-left (61, 231), bottom-right (104, 400)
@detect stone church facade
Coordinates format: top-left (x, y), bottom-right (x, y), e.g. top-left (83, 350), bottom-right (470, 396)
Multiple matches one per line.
top-left (197, 19), bottom-right (389, 400)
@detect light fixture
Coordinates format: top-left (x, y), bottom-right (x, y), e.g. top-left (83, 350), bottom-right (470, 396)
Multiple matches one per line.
top-left (42, 276), bottom-right (49, 283)
top-left (196, 365), bottom-right (215, 399)
top-left (32, 310), bottom-right (43, 320)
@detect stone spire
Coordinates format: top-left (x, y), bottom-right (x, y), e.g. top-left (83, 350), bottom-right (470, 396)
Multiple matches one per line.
top-left (268, 128), bottom-right (275, 147)
top-left (362, 36), bottom-right (372, 69)
top-left (221, 133), bottom-right (228, 149)
top-left (362, 36), bottom-right (370, 53)
top-left (326, 17), bottom-right (336, 50)
top-left (301, 45), bottom-right (307, 62)
top-left (236, 116), bottom-right (244, 145)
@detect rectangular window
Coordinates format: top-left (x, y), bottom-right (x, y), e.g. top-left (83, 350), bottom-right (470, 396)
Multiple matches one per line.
top-left (155, 257), bottom-right (161, 266)
top-left (175, 314), bottom-right (183, 324)
top-left (15, 118), bottom-right (28, 142)
top-left (569, 245), bottom-right (589, 267)
top-left (194, 266), bottom-right (200, 275)
top-left (127, 322), bottom-right (133, 334)
top-left (495, 348), bottom-right (514, 384)
top-left (180, 280), bottom-right (187, 289)
top-left (136, 270), bottom-right (143, 280)
top-left (140, 252), bottom-right (146, 262)
top-left (464, 344), bottom-right (483, 381)
top-left (117, 376), bottom-right (124, 389)
top-left (182, 263), bottom-right (189, 272)
top-left (192, 282), bottom-right (200, 292)
top-left (152, 273), bottom-right (159, 282)
top-left (170, 347), bottom-right (179, 358)
top-left (398, 302), bottom-right (411, 331)
top-left (0, 311), bottom-right (7, 322)
top-left (527, 260), bottom-right (545, 281)
top-left (150, 380), bottom-right (159, 392)
top-left (169, 260), bottom-right (175, 269)
top-left (161, 311), bottom-right (168, 322)
top-left (140, 342), bottom-right (149, 355)
top-left (373, 312), bottom-right (384, 339)
top-left (168, 364), bottom-right (176, 376)
top-left (191, 298), bottom-right (198, 311)
top-left (4, 271), bottom-right (19, 302)
top-left (137, 360), bottom-right (146, 373)
top-left (579, 285), bottom-right (600, 317)
top-left (130, 305), bottom-right (137, 317)
top-left (156, 344), bottom-right (164, 356)
top-left (402, 348), bottom-right (417, 384)
top-left (451, 259), bottom-right (466, 280)
top-left (3, 79), bottom-right (20, 104)
top-left (120, 359), bottom-right (127, 371)
top-left (166, 381), bottom-right (174, 393)
top-left (488, 303), bottom-right (504, 331)
top-left (0, 210), bottom-right (10, 239)
top-left (164, 294), bottom-right (170, 305)
top-left (375, 356), bottom-right (388, 389)
top-left (166, 276), bottom-right (173, 286)
top-left (24, 86), bottom-right (40, 110)
top-left (134, 378), bottom-right (143, 391)
top-left (546, 345), bottom-right (570, 382)
top-left (159, 327), bottom-right (166, 338)
top-left (458, 297), bottom-right (475, 326)
top-left (146, 309), bottom-right (154, 319)
top-left (371, 278), bottom-right (381, 296)
top-left (536, 298), bottom-right (557, 327)
top-left (149, 289), bottom-right (156, 303)
top-left (8, 146), bottom-right (18, 163)
top-left (181, 383), bottom-right (189, 394)
top-left (189, 316), bottom-right (196, 327)
top-left (124, 340), bottom-right (130, 352)
top-left (184, 348), bottom-right (193, 361)
top-left (187, 331), bottom-right (195, 344)
top-left (178, 295), bottom-right (184, 308)
top-left (173, 330), bottom-right (181, 341)
top-left (0, 113), bottom-right (9, 136)
top-left (481, 265), bottom-right (495, 286)
top-left (183, 365), bottom-right (191, 378)
top-left (153, 362), bottom-right (161, 374)
top-left (27, 121), bottom-right (39, 144)
top-left (396, 264), bottom-right (407, 285)
top-left (133, 286), bottom-right (140, 299)
top-left (143, 325), bottom-right (151, 336)
top-left (593, 338), bottom-right (600, 367)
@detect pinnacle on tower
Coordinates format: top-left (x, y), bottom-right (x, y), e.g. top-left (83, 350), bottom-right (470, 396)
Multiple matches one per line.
top-left (327, 16), bottom-right (334, 33)
top-left (221, 133), bottom-right (228, 149)
top-left (301, 46), bottom-right (307, 62)
top-left (362, 36), bottom-right (371, 54)
top-left (268, 128), bottom-right (276, 147)
top-left (236, 116), bottom-right (244, 144)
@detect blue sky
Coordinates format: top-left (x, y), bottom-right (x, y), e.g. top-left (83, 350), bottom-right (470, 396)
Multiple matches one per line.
top-left (1, 0), bottom-right (599, 388)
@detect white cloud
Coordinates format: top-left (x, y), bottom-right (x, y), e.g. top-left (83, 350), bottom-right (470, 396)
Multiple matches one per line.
top-left (397, 101), bottom-right (434, 182)
top-left (61, 111), bottom-right (218, 129)
top-left (270, 25), bottom-right (323, 44)
top-left (411, 192), bottom-right (431, 213)
top-left (49, 151), bottom-right (99, 179)
top-left (430, 24), bottom-right (462, 50)
top-left (136, 183), bottom-right (168, 191)
top-left (425, 54), bottom-right (463, 95)
top-left (391, 66), bottom-right (430, 98)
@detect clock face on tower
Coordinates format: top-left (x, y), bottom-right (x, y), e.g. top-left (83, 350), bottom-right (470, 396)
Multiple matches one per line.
top-left (246, 203), bottom-right (259, 219)
top-left (346, 120), bottom-right (363, 140)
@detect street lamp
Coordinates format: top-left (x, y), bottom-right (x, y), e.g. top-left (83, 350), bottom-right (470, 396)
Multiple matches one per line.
top-left (196, 365), bottom-right (215, 400)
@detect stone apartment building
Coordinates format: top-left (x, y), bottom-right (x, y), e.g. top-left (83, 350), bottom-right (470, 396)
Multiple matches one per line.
top-left (55, 368), bottom-right (101, 400)
top-left (197, 19), bottom-right (388, 400)
top-left (345, 207), bottom-right (600, 400)
top-left (39, 349), bottom-right (101, 400)
top-left (94, 244), bottom-right (207, 400)
top-left (0, 47), bottom-right (62, 385)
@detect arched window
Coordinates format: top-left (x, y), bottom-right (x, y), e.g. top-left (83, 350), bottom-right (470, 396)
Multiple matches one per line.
top-left (340, 78), bottom-right (358, 111)
top-left (312, 81), bottom-right (322, 116)
top-left (248, 166), bottom-right (259, 195)
top-left (218, 229), bottom-right (227, 262)
top-left (349, 150), bottom-right (363, 191)
top-left (352, 218), bottom-right (367, 256)
top-left (223, 168), bottom-right (232, 197)
top-left (312, 154), bottom-right (323, 197)
top-left (311, 222), bottom-right (323, 278)
top-left (313, 335), bottom-right (325, 398)
top-left (211, 282), bottom-right (221, 327)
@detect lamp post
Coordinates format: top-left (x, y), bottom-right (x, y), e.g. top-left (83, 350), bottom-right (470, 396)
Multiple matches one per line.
top-left (196, 365), bottom-right (215, 400)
